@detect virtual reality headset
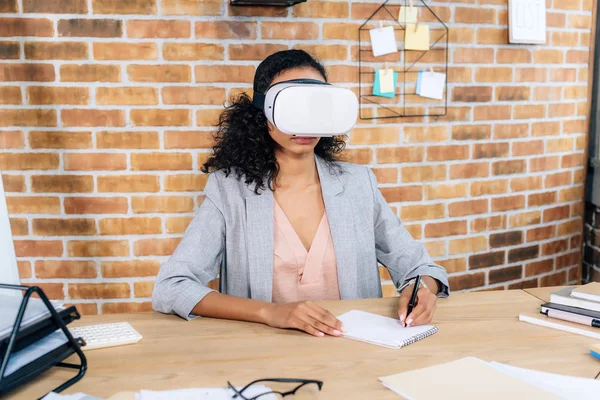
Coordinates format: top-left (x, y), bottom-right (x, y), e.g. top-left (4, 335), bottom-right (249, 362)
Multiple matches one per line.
top-left (252, 79), bottom-right (359, 137)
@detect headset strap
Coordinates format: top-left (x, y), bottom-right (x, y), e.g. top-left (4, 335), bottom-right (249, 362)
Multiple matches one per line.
top-left (252, 78), bottom-right (329, 110)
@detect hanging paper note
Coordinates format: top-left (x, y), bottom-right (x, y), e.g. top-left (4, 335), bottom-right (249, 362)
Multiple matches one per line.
top-left (369, 26), bottom-right (398, 57)
top-left (405, 23), bottom-right (430, 51)
top-left (416, 70), bottom-right (446, 100)
top-left (398, 5), bottom-right (418, 24)
top-left (372, 69), bottom-right (398, 99)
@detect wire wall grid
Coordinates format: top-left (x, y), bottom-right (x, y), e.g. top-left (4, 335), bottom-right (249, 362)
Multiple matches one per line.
top-left (358, 0), bottom-right (449, 120)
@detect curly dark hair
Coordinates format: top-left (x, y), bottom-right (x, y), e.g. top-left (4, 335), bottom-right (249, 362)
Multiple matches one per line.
top-left (201, 49), bottom-right (346, 193)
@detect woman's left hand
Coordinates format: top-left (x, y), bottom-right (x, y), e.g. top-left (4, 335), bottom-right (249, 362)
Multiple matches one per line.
top-left (397, 276), bottom-right (439, 327)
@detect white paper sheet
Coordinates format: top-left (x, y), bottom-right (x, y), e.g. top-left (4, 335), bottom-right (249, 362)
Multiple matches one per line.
top-left (139, 385), bottom-right (275, 400)
top-left (417, 71), bottom-right (445, 100)
top-left (369, 26), bottom-right (398, 57)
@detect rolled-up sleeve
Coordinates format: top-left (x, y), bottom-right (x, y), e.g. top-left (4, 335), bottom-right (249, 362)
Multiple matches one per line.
top-left (367, 168), bottom-right (449, 297)
top-left (152, 174), bottom-right (225, 319)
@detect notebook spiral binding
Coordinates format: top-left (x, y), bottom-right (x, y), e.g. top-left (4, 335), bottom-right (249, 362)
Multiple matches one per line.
top-left (400, 326), bottom-right (438, 347)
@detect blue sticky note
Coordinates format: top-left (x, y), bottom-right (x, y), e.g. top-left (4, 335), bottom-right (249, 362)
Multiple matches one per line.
top-left (372, 70), bottom-right (398, 99)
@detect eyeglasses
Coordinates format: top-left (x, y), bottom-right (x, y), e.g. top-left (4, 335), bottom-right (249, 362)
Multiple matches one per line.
top-left (228, 378), bottom-right (323, 400)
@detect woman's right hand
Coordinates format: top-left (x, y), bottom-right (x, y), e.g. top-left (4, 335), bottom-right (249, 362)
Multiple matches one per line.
top-left (263, 301), bottom-right (344, 337)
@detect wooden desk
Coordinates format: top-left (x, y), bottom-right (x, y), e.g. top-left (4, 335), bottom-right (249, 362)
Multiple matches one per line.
top-left (10, 290), bottom-right (600, 399)
top-left (524, 285), bottom-right (572, 302)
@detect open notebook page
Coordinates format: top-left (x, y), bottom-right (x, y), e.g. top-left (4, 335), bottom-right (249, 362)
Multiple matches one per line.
top-left (337, 310), bottom-right (436, 349)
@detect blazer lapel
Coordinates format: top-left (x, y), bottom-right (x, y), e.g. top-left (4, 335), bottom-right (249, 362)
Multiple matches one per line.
top-left (245, 189), bottom-right (274, 302)
top-left (316, 157), bottom-right (358, 300)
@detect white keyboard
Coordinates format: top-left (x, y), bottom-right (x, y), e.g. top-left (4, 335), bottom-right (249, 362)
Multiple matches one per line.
top-left (69, 322), bottom-right (142, 351)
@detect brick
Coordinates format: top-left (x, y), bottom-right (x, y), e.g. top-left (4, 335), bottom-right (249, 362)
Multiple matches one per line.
top-left (328, 65), bottom-right (359, 84)
top-left (528, 191), bottom-right (556, 207)
top-left (340, 148), bottom-right (372, 165)
top-left (68, 240), bottom-right (128, 257)
top-left (474, 105), bottom-right (511, 120)
top-left (0, 86), bottom-right (21, 104)
top-left (98, 175), bottom-right (159, 193)
top-left (2, 175), bottom-right (25, 192)
top-left (134, 238), bottom-right (180, 256)
top-left (14, 240), bottom-right (63, 257)
top-left (131, 153), bottom-right (191, 171)
top-left (540, 271), bottom-right (567, 287)
top-left (449, 272), bottom-right (485, 291)
top-left (293, 1), bottom-right (348, 18)
top-left (438, 258), bottom-right (467, 274)
top-left (0, 41), bottom-right (19, 59)
top-left (509, 211), bottom-right (541, 228)
top-left (547, 12), bottom-right (566, 27)
top-left (10, 218), bottom-right (28, 236)
top-left (513, 104), bottom-right (545, 119)
top-left (476, 28), bottom-right (507, 45)
top-left (455, 7), bottom-right (495, 24)
top-left (552, 31), bottom-right (579, 46)
top-left (97, 131), bottom-right (159, 149)
top-left (322, 22), bottom-right (361, 40)
top-left (128, 20), bottom-right (190, 39)
top-left (60, 64), bottom-right (120, 82)
top-left (23, 0), bottom-right (85, 13)
top-left (564, 86), bottom-right (588, 100)
top-left (473, 143), bottom-right (509, 159)
top-left (543, 205), bottom-right (570, 223)
top-left (376, 147), bottom-right (424, 163)
top-left (489, 265), bottom-right (522, 284)
top-left (0, 0), bottom-right (17, 12)
top-left (581, 32), bottom-right (592, 47)
top-left (530, 156), bottom-right (560, 172)
top-left (425, 183), bottom-right (467, 200)
top-left (424, 241), bottom-right (445, 258)
top-left (547, 138), bottom-right (574, 153)
top-left (427, 145), bottom-right (469, 161)
top-left (64, 153), bottom-right (126, 171)
top-left (556, 252), bottom-right (580, 269)
top-left (163, 0), bottom-right (221, 15)
top-left (527, 226), bottom-right (556, 242)
top-left (449, 27), bottom-right (475, 44)
top-left (513, 140), bottom-right (544, 157)
top-left (165, 217), bottom-right (193, 234)
top-left (0, 18), bottom-right (53, 37)
top-left (400, 204), bottom-right (445, 222)
top-left (99, 217), bottom-right (161, 235)
top-left (262, 22), bottom-right (318, 40)
top-left (102, 302), bottom-right (152, 314)
top-left (450, 163), bottom-right (489, 179)
top-left (6, 196), bottom-right (60, 214)
top-left (96, 87), bottom-right (157, 106)
top-left (128, 65), bottom-right (190, 83)
top-left (69, 283), bottom-right (130, 300)
top-left (194, 65), bottom-right (253, 83)
top-left (403, 126), bottom-right (447, 143)
top-left (131, 196), bottom-right (193, 213)
top-left (29, 131), bottom-right (91, 149)
top-left (18, 261), bottom-right (32, 279)
top-left (493, 160), bottom-right (526, 176)
top-left (0, 109), bottom-right (56, 127)
top-left (36, 260), bottom-right (96, 279)
top-left (452, 125), bottom-right (491, 141)
top-left (32, 218), bottom-right (95, 236)
top-left (511, 176), bottom-right (543, 192)
top-left (562, 153), bottom-right (586, 168)
top-left (101, 260), bottom-right (160, 278)
top-left (470, 179), bottom-right (508, 196)
top-left (295, 44), bottom-right (349, 61)
top-left (490, 231), bottom-right (523, 248)
top-left (508, 245), bottom-right (539, 263)
top-left (557, 219), bottom-right (582, 236)
top-left (164, 43), bottom-right (223, 61)
top-left (449, 236), bottom-right (487, 255)
top-left (516, 68), bottom-right (547, 82)
top-left (454, 48), bottom-right (494, 63)
top-left (380, 186), bottom-right (422, 203)
top-left (532, 121), bottom-right (561, 137)
top-left (447, 67), bottom-right (473, 83)
top-left (228, 2), bottom-right (287, 17)
top-left (452, 86), bottom-right (492, 103)
top-left (195, 21), bottom-right (256, 39)
top-left (94, 42), bottom-right (157, 60)
top-left (496, 49), bottom-right (531, 64)
top-left (567, 50), bottom-right (589, 64)
top-left (62, 109), bottom-right (124, 127)
top-left (568, 14), bottom-right (592, 29)
top-left (65, 197), bottom-right (128, 214)
top-left (58, 19), bottom-right (121, 37)
top-left (533, 49), bottom-right (564, 64)
top-left (493, 123), bottom-right (527, 139)
top-left (564, 119), bottom-right (586, 134)
top-left (371, 168), bottom-right (398, 184)
top-left (534, 86), bottom-right (562, 101)
top-left (496, 86), bottom-right (530, 102)
top-left (525, 259), bottom-right (554, 277)
top-left (162, 87), bottom-right (225, 106)
top-left (401, 165), bottom-right (446, 182)
top-left (475, 67), bottom-right (513, 82)
top-left (449, 199), bottom-right (488, 217)
top-left (550, 68), bottom-right (577, 82)
top-left (134, 281), bottom-right (154, 297)
top-left (425, 221), bottom-right (467, 238)
top-left (25, 42), bottom-right (87, 60)
top-left (92, 0), bottom-right (155, 14)
top-left (33, 283), bottom-right (64, 300)
top-left (0, 130), bottom-right (24, 148)
top-left (471, 215), bottom-right (506, 233)
top-left (492, 195), bottom-right (525, 212)
top-left (0, 153), bottom-right (58, 170)
top-left (548, 104), bottom-right (576, 118)
top-left (130, 109), bottom-right (190, 127)
top-left (162, 131), bottom-right (214, 150)
top-left (27, 86), bottom-right (89, 105)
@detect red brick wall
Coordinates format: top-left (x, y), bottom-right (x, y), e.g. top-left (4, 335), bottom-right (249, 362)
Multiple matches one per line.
top-left (0, 0), bottom-right (594, 314)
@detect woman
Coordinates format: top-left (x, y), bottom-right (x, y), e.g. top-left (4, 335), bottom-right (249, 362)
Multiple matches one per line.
top-left (152, 50), bottom-right (449, 337)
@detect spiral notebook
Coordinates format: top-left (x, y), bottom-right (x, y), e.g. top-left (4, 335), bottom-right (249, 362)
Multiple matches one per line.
top-left (337, 310), bottom-right (437, 349)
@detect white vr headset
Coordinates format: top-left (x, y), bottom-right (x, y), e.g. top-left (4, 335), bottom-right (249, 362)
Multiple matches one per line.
top-left (252, 79), bottom-right (359, 137)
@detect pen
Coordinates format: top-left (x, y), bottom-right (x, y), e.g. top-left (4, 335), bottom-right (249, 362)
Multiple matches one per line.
top-left (405, 275), bottom-right (421, 327)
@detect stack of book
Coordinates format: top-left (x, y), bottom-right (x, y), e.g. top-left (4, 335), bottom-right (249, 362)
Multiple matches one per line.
top-left (519, 282), bottom-right (600, 361)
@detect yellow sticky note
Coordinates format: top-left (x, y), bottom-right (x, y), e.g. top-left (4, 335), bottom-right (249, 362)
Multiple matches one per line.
top-left (398, 6), bottom-right (418, 23)
top-left (405, 23), bottom-right (430, 51)
top-left (379, 69), bottom-right (395, 93)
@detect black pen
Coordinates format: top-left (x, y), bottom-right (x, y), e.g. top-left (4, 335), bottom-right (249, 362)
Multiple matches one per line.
top-left (405, 275), bottom-right (421, 327)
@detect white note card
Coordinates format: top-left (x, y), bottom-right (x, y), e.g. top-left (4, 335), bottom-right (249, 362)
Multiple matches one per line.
top-left (417, 71), bottom-right (446, 100)
top-left (369, 26), bottom-right (398, 57)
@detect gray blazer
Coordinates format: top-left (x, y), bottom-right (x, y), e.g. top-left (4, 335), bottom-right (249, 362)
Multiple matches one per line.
top-left (152, 157), bottom-right (449, 320)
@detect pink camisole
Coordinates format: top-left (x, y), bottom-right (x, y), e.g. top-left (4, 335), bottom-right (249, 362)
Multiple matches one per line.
top-left (271, 200), bottom-right (341, 303)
